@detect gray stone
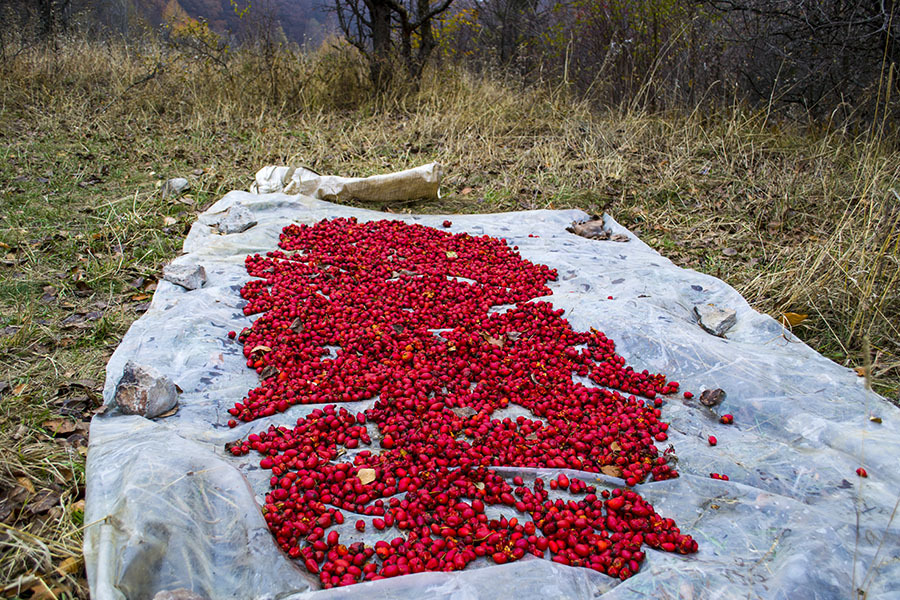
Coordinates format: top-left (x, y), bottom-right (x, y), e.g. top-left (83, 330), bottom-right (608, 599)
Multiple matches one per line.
top-left (152, 590), bottom-right (208, 600)
top-left (114, 361), bottom-right (178, 418)
top-left (216, 205), bottom-right (257, 234)
top-left (694, 303), bottom-right (737, 337)
top-left (162, 178), bottom-right (190, 199)
top-left (162, 262), bottom-right (207, 290)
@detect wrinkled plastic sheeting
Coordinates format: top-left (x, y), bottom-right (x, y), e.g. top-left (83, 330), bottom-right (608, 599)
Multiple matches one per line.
top-left (85, 189), bottom-right (900, 600)
top-left (250, 163), bottom-right (442, 202)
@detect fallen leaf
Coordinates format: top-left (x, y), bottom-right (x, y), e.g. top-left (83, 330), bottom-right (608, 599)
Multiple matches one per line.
top-left (869, 416), bottom-right (882, 424)
top-left (451, 406), bottom-right (477, 418)
top-left (855, 366), bottom-right (870, 377)
top-left (445, 251), bottom-right (458, 259)
top-left (13, 383), bottom-right (26, 395)
top-left (56, 556), bottom-right (82, 576)
top-left (357, 468), bottom-right (377, 485)
top-left (600, 465), bottom-right (623, 478)
top-left (130, 293), bottom-right (151, 301)
top-left (42, 419), bottom-right (76, 436)
top-left (480, 332), bottom-right (505, 348)
top-left (722, 247), bottom-right (738, 256)
top-left (16, 476), bottom-right (36, 495)
top-left (163, 216), bottom-right (178, 226)
top-left (610, 233), bottom-right (630, 242)
top-left (781, 312), bottom-right (808, 327)
top-left (250, 345), bottom-right (272, 355)
top-left (28, 490), bottom-right (60, 514)
top-left (610, 441), bottom-right (621, 452)
top-left (699, 388), bottom-right (727, 407)
top-left (259, 365), bottom-right (279, 380)
top-left (474, 481), bottom-right (485, 490)
top-left (461, 187), bottom-right (473, 195)
top-left (567, 217), bottom-right (610, 240)
top-left (155, 405), bottom-right (178, 418)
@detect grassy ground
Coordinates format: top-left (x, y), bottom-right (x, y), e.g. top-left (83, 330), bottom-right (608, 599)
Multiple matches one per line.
top-left (0, 35), bottom-right (898, 598)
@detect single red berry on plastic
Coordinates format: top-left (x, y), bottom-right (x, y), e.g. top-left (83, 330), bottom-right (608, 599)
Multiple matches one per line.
top-left (227, 419), bottom-right (237, 428)
top-left (228, 330), bottom-right (236, 339)
top-left (708, 435), bottom-right (717, 446)
top-left (442, 220), bottom-right (452, 228)
top-left (683, 391), bottom-right (694, 399)
top-left (719, 414), bottom-right (734, 425)
top-left (856, 467), bottom-right (868, 478)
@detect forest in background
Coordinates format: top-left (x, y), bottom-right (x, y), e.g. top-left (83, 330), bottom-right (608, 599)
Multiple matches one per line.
top-left (1, 0), bottom-right (898, 121)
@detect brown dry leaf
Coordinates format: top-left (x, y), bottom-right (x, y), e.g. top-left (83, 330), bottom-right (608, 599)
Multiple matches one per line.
top-left (869, 415), bottom-right (883, 424)
top-left (28, 580), bottom-right (71, 600)
top-left (290, 317), bottom-right (304, 333)
top-left (722, 247), bottom-right (738, 256)
top-left (357, 468), bottom-right (377, 485)
top-left (609, 441), bottom-right (622, 452)
top-left (155, 406), bottom-right (178, 418)
top-left (480, 332), bottom-right (505, 348)
top-left (699, 388), bottom-right (727, 407)
top-left (42, 419), bottom-right (76, 436)
top-left (13, 383), bottom-right (27, 395)
top-left (474, 481), bottom-right (485, 490)
top-left (610, 233), bottom-right (630, 242)
top-left (130, 293), bottom-right (151, 301)
top-left (16, 476), bottom-right (36, 495)
top-left (163, 216), bottom-right (178, 226)
top-left (601, 465), bottom-right (623, 478)
top-left (781, 312), bottom-right (808, 327)
top-left (56, 556), bottom-right (82, 576)
top-left (250, 345), bottom-right (272, 354)
top-left (259, 365), bottom-right (279, 380)
top-left (461, 187), bottom-right (473, 195)
top-left (855, 366), bottom-right (870, 377)
top-left (451, 406), bottom-right (477, 418)
top-left (28, 490), bottom-right (60, 514)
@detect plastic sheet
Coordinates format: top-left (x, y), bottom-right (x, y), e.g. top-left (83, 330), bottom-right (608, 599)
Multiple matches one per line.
top-left (85, 189), bottom-right (900, 600)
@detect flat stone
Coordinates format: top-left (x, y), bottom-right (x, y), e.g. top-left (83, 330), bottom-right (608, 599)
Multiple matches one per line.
top-left (161, 178), bottom-right (190, 199)
top-left (162, 262), bottom-right (206, 290)
top-left (216, 205), bottom-right (257, 234)
top-left (694, 303), bottom-right (736, 337)
top-left (114, 361), bottom-right (178, 418)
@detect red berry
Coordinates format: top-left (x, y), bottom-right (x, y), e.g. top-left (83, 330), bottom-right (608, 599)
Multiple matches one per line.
top-left (719, 414), bottom-right (733, 425)
top-left (708, 436), bottom-right (717, 446)
top-left (856, 467), bottom-right (868, 478)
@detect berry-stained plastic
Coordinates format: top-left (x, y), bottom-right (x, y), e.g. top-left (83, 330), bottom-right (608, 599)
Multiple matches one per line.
top-left (85, 190), bottom-right (900, 600)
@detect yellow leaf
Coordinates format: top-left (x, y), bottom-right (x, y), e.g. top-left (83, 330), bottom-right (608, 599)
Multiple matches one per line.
top-left (56, 556), bottom-right (82, 575)
top-left (781, 312), bottom-right (808, 327)
top-left (13, 383), bottom-right (27, 395)
top-left (16, 476), bottom-right (36, 494)
top-left (357, 468), bottom-right (377, 485)
top-left (855, 366), bottom-right (870, 377)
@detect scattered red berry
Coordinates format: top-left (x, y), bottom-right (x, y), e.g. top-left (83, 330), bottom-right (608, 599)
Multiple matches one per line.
top-left (442, 220), bottom-right (452, 228)
top-left (719, 414), bottom-right (734, 425)
top-left (708, 435), bottom-right (717, 446)
top-left (224, 217), bottom-right (698, 587)
top-left (228, 330), bottom-right (237, 339)
top-left (710, 473), bottom-right (729, 480)
top-left (856, 467), bottom-right (868, 478)
top-left (683, 391), bottom-right (693, 399)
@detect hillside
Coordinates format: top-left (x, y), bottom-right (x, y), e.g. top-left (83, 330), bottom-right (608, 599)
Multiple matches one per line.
top-left (98, 0), bottom-right (332, 45)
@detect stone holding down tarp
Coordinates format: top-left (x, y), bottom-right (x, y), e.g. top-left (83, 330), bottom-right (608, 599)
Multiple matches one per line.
top-left (85, 168), bottom-right (900, 600)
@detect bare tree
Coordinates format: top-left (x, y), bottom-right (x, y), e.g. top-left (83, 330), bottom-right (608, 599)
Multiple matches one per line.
top-left (332, 0), bottom-right (454, 90)
top-left (701, 0), bottom-right (900, 115)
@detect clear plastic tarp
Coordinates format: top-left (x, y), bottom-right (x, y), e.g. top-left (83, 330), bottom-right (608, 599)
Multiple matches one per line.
top-left (85, 188), bottom-right (900, 600)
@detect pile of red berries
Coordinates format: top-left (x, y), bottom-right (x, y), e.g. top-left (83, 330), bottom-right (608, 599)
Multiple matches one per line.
top-left (227, 217), bottom-right (697, 588)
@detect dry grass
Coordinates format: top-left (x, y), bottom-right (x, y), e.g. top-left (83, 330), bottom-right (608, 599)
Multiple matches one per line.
top-left (0, 32), bottom-right (897, 598)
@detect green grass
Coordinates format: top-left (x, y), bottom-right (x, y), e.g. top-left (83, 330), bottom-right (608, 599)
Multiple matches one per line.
top-left (0, 32), bottom-right (898, 598)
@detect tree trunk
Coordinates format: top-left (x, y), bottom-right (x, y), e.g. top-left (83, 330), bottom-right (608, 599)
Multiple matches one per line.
top-left (367, 0), bottom-right (393, 91)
